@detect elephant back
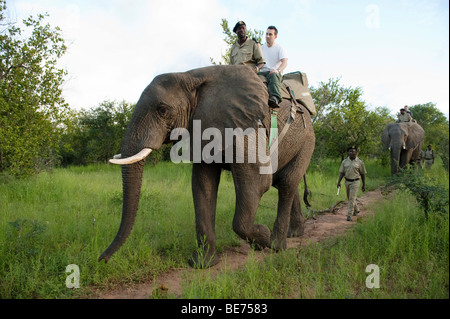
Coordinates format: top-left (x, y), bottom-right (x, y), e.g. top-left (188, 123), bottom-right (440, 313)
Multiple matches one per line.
top-left (405, 122), bottom-right (425, 150)
top-left (189, 65), bottom-right (269, 149)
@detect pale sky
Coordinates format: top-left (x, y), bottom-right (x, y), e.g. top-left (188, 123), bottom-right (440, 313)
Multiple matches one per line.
top-left (5, 0), bottom-right (449, 118)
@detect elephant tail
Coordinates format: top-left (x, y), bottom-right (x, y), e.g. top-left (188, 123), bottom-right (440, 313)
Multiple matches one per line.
top-left (303, 174), bottom-right (312, 208)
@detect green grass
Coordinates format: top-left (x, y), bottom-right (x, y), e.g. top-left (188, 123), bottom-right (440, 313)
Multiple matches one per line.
top-left (0, 159), bottom-right (448, 298)
top-left (0, 163), bottom-right (198, 298)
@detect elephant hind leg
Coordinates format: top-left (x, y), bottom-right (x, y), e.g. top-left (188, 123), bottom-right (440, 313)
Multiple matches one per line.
top-left (287, 190), bottom-right (305, 238)
top-left (272, 151), bottom-right (310, 249)
top-left (271, 188), bottom-right (295, 250)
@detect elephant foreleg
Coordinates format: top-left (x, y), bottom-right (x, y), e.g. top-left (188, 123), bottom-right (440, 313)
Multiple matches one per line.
top-left (231, 165), bottom-right (271, 250)
top-left (189, 162), bottom-right (221, 268)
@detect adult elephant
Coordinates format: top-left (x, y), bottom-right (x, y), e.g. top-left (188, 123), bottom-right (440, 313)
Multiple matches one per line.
top-left (98, 65), bottom-right (315, 268)
top-left (381, 122), bottom-right (425, 175)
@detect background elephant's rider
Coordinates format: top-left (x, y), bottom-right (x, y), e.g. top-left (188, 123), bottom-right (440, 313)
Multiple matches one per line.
top-left (229, 21), bottom-right (265, 77)
top-left (258, 25), bottom-right (288, 108)
top-left (337, 146), bottom-right (367, 222)
top-left (404, 105), bottom-right (413, 118)
top-left (397, 108), bottom-right (412, 122)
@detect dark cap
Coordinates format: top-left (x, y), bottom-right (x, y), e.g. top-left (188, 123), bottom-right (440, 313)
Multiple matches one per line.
top-left (347, 146), bottom-right (357, 152)
top-left (400, 108), bottom-right (405, 111)
top-left (233, 21), bottom-right (246, 33)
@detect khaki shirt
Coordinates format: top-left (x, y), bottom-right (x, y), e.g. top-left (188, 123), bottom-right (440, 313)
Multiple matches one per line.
top-left (339, 157), bottom-right (367, 180)
top-left (229, 37), bottom-right (265, 67)
top-left (397, 113), bottom-right (412, 122)
top-left (424, 149), bottom-right (434, 160)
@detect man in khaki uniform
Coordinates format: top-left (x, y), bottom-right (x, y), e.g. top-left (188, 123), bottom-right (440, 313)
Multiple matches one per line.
top-left (404, 105), bottom-right (413, 118)
top-left (397, 108), bottom-right (412, 122)
top-left (229, 21), bottom-right (265, 73)
top-left (423, 144), bottom-right (435, 169)
top-left (337, 146), bottom-right (367, 221)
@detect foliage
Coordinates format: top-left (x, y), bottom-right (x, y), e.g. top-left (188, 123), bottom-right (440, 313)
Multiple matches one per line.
top-left (385, 169), bottom-right (449, 219)
top-left (7, 218), bottom-right (47, 256)
top-left (437, 134), bottom-right (449, 172)
top-left (409, 103), bottom-right (449, 171)
top-left (59, 99), bottom-right (172, 166)
top-left (0, 1), bottom-right (68, 176)
top-left (210, 18), bottom-right (264, 65)
top-left (310, 78), bottom-right (392, 161)
top-left (59, 100), bottom-right (135, 166)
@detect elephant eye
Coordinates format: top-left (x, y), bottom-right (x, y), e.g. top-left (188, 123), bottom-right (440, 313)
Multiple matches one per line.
top-left (157, 104), bottom-right (168, 116)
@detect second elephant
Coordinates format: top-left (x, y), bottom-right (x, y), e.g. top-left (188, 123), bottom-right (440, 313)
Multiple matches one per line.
top-left (381, 122), bottom-right (425, 175)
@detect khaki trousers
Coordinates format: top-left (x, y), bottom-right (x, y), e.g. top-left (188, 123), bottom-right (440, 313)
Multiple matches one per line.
top-left (345, 180), bottom-right (360, 217)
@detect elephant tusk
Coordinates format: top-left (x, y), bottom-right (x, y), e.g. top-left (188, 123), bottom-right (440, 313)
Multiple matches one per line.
top-left (109, 148), bottom-right (152, 165)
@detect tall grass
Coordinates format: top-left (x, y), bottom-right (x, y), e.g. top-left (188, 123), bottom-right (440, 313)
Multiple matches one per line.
top-left (1, 163), bottom-right (199, 298)
top-left (0, 159), bottom-right (447, 298)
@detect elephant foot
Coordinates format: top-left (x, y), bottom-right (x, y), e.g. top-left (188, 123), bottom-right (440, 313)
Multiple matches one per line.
top-left (270, 234), bottom-right (287, 251)
top-left (249, 240), bottom-right (266, 251)
top-left (248, 224), bottom-right (271, 251)
top-left (234, 224), bottom-right (271, 251)
top-left (188, 251), bottom-right (220, 269)
top-left (287, 224), bottom-right (305, 238)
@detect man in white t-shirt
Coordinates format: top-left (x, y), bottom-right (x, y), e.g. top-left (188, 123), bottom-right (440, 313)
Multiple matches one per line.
top-left (258, 26), bottom-right (288, 107)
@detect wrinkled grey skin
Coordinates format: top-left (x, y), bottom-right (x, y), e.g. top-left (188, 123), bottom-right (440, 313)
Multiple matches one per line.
top-left (381, 122), bottom-right (425, 175)
top-left (98, 65), bottom-right (315, 268)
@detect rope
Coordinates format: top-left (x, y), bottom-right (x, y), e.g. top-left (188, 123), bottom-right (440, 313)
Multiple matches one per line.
top-left (268, 86), bottom-right (301, 151)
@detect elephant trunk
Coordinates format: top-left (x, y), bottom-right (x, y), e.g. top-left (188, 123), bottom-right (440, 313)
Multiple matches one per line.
top-left (390, 145), bottom-right (402, 175)
top-left (98, 160), bottom-right (145, 262)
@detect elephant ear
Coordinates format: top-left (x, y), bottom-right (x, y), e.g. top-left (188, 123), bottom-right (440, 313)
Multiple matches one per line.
top-left (381, 124), bottom-right (392, 148)
top-left (187, 65), bottom-right (269, 149)
top-left (406, 122), bottom-right (425, 150)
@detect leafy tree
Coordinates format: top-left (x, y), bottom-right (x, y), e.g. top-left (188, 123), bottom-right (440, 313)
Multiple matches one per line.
top-left (409, 103), bottom-right (449, 170)
top-left (311, 78), bottom-right (391, 160)
top-left (59, 100), bottom-right (135, 166)
top-left (58, 108), bottom-right (88, 166)
top-left (310, 77), bottom-right (345, 126)
top-left (210, 18), bottom-right (264, 65)
top-left (409, 103), bottom-right (446, 126)
top-left (0, 1), bottom-right (68, 175)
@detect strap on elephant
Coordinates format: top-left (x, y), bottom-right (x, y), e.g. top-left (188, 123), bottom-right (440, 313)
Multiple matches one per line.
top-left (268, 86), bottom-right (304, 148)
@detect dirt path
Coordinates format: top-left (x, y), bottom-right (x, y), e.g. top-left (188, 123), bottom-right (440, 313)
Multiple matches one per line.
top-left (93, 189), bottom-right (384, 299)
